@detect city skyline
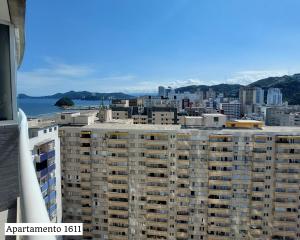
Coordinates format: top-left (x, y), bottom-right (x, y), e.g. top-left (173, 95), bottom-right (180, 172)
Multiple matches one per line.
top-left (19, 0), bottom-right (300, 95)
top-left (3, 1), bottom-right (300, 239)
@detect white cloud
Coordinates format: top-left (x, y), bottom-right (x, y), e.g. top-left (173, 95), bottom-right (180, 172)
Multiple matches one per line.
top-left (119, 79), bottom-right (204, 94)
top-left (18, 59), bottom-right (299, 96)
top-left (151, 70), bottom-right (296, 92)
top-left (18, 60), bottom-right (136, 95)
top-left (39, 57), bottom-right (96, 77)
top-left (170, 79), bottom-right (202, 87)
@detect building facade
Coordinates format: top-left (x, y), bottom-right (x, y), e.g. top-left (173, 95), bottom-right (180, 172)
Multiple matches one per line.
top-left (158, 86), bottom-right (166, 98)
top-left (111, 107), bottom-right (179, 125)
top-left (60, 122), bottom-right (300, 240)
top-left (219, 101), bottom-right (241, 120)
top-left (205, 88), bottom-right (216, 99)
top-left (288, 112), bottom-right (300, 126)
top-left (28, 119), bottom-right (62, 223)
top-left (265, 106), bottom-right (300, 126)
top-left (267, 88), bottom-right (283, 106)
top-left (240, 87), bottom-right (264, 116)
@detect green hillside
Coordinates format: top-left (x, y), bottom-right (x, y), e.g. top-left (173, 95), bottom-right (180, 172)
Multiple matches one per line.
top-left (175, 74), bottom-right (300, 104)
top-left (249, 74), bottom-right (300, 105)
top-left (18, 91), bottom-right (134, 100)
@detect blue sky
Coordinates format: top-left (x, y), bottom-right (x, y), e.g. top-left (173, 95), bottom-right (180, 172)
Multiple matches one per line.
top-left (19, 0), bottom-right (300, 95)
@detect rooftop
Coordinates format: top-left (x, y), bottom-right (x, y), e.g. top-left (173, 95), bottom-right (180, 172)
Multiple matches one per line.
top-left (229, 119), bottom-right (262, 123)
top-left (203, 113), bottom-right (226, 117)
top-left (185, 116), bottom-right (203, 119)
top-left (84, 123), bottom-right (181, 131)
top-left (217, 126), bottom-right (300, 134)
top-left (80, 121), bottom-right (300, 134)
top-left (28, 119), bottom-right (57, 129)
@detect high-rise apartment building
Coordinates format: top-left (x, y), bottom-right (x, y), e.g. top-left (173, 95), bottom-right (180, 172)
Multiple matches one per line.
top-left (265, 106), bottom-right (300, 126)
top-left (112, 100), bottom-right (130, 108)
top-left (28, 119), bottom-right (62, 223)
top-left (110, 106), bottom-right (178, 125)
top-left (219, 101), bottom-right (241, 120)
top-left (267, 88), bottom-right (283, 106)
top-left (205, 88), bottom-right (216, 99)
top-left (141, 96), bottom-right (173, 108)
top-left (239, 87), bottom-right (264, 115)
top-left (158, 86), bottom-right (166, 98)
top-left (60, 121), bottom-right (300, 240)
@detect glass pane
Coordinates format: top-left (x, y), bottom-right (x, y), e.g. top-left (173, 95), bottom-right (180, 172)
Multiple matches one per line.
top-left (0, 24), bottom-right (12, 120)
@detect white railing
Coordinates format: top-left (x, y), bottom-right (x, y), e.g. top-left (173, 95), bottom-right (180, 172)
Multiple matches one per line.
top-left (18, 109), bottom-right (56, 240)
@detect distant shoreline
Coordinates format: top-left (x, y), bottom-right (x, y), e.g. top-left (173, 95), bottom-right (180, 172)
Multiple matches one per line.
top-left (18, 98), bottom-right (110, 118)
top-left (18, 96), bottom-right (103, 100)
top-left (18, 91), bottom-right (135, 101)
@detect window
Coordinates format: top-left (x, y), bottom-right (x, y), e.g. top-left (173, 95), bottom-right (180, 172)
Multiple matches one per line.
top-left (0, 24), bottom-right (13, 120)
top-left (213, 117), bottom-right (219, 122)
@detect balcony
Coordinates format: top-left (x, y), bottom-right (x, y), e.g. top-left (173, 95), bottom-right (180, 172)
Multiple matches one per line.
top-left (146, 167), bottom-right (168, 174)
top-left (146, 212), bottom-right (168, 219)
top-left (107, 138), bottom-right (128, 144)
top-left (147, 229), bottom-right (168, 237)
top-left (40, 182), bottom-right (49, 192)
top-left (48, 163), bottom-right (56, 172)
top-left (209, 151), bottom-right (233, 157)
top-left (209, 142), bottom-right (233, 147)
top-left (19, 110), bottom-right (55, 239)
top-left (272, 230), bottom-right (297, 239)
top-left (47, 149), bottom-right (55, 159)
top-left (249, 228), bottom-right (262, 237)
top-left (48, 204), bottom-right (57, 216)
top-left (37, 167), bottom-right (48, 178)
top-left (147, 221), bottom-right (168, 228)
top-left (145, 157), bottom-right (167, 165)
top-left (177, 159), bottom-right (190, 166)
top-left (144, 139), bottom-right (169, 145)
top-left (144, 204), bottom-right (168, 210)
top-left (40, 152), bottom-right (48, 162)
top-left (176, 231), bottom-right (188, 239)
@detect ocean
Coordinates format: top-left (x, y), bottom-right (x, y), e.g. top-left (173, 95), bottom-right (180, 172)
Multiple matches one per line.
top-left (18, 98), bottom-right (109, 117)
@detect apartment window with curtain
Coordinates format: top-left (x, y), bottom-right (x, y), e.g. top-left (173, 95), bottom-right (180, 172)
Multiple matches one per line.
top-left (0, 23), bottom-right (12, 120)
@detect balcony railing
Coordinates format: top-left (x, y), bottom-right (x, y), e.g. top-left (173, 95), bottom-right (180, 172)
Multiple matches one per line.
top-left (19, 109), bottom-right (56, 240)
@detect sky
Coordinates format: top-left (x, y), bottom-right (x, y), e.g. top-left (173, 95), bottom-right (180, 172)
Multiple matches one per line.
top-left (19, 0), bottom-right (300, 95)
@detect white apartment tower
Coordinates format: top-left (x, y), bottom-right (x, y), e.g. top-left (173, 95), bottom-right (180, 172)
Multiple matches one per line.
top-left (158, 86), bottom-right (166, 98)
top-left (267, 88), bottom-right (283, 106)
top-left (28, 119), bottom-right (62, 223)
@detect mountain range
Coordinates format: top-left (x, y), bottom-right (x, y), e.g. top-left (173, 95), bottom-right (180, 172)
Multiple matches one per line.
top-left (176, 73), bottom-right (300, 105)
top-left (19, 74), bottom-right (300, 104)
top-left (18, 91), bottom-right (134, 100)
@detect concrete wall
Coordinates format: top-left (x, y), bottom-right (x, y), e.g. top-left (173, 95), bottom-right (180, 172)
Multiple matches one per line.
top-left (0, 125), bottom-right (19, 212)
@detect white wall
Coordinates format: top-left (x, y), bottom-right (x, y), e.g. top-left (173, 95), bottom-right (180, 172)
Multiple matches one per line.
top-left (0, 0), bottom-right (10, 23)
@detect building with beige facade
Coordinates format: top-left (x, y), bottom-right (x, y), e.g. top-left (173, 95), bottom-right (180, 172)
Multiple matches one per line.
top-left (60, 118), bottom-right (300, 240)
top-left (109, 106), bottom-right (178, 125)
